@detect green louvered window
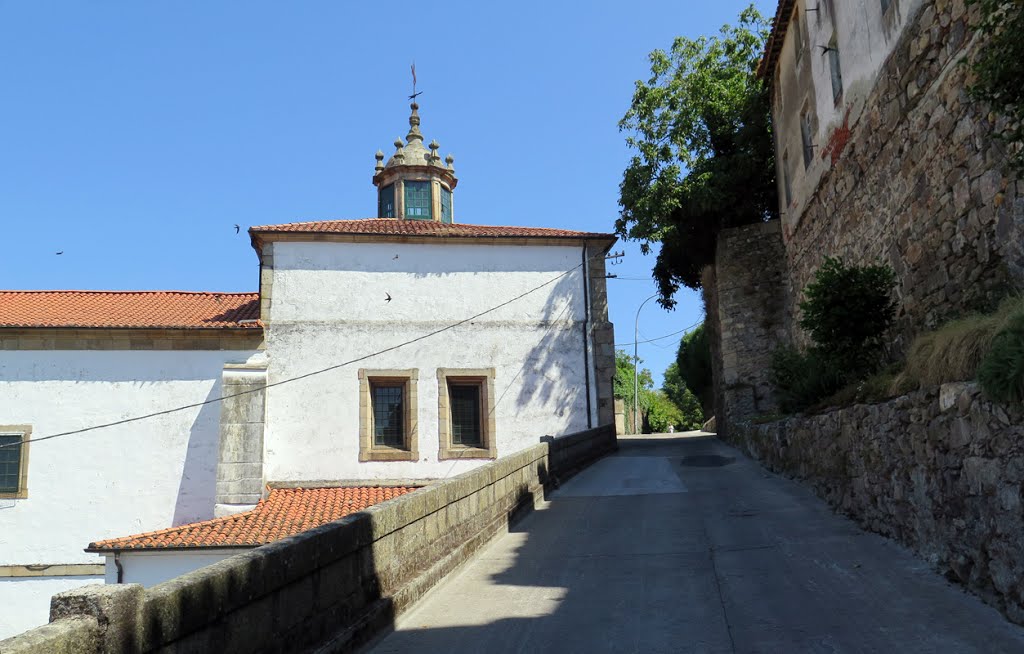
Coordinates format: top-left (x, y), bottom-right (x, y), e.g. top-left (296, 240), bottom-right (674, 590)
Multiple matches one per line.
top-left (404, 181), bottom-right (432, 220)
top-left (449, 383), bottom-right (483, 447)
top-left (440, 187), bottom-right (452, 224)
top-left (379, 184), bottom-right (395, 218)
top-left (0, 434), bottom-right (23, 494)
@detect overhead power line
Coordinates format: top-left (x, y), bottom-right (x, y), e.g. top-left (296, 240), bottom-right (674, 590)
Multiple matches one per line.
top-left (614, 317), bottom-right (704, 348)
top-left (3, 263), bottom-right (585, 449)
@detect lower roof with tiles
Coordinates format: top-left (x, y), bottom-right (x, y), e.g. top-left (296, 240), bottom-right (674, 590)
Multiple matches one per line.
top-left (250, 218), bottom-right (615, 241)
top-left (0, 291), bottom-right (261, 330)
top-left (86, 486), bottom-right (419, 552)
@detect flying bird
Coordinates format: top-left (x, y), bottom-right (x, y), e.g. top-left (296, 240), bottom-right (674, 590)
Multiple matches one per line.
top-left (393, 255), bottom-right (399, 260)
top-left (234, 224), bottom-right (240, 234)
top-left (55, 251), bottom-right (63, 255)
top-left (385, 293), bottom-right (392, 303)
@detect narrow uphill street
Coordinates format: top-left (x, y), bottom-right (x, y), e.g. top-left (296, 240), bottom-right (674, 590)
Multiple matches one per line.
top-left (369, 434), bottom-right (1024, 654)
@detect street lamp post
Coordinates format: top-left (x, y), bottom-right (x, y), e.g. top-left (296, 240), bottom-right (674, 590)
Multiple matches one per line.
top-left (633, 294), bottom-right (658, 435)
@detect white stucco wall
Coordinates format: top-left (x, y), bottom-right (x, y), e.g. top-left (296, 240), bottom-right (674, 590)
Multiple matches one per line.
top-left (0, 575), bottom-right (99, 639)
top-left (264, 240), bottom-right (594, 482)
top-left (0, 350), bottom-right (259, 568)
top-left (102, 549), bottom-right (239, 587)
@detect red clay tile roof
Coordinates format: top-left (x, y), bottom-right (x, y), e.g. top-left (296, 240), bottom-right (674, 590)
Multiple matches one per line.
top-left (250, 218), bottom-right (614, 241)
top-left (758, 0), bottom-right (795, 81)
top-left (0, 291), bottom-right (261, 329)
top-left (86, 486), bottom-right (419, 551)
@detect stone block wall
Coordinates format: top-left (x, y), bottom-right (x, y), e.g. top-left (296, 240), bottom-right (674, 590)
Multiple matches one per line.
top-left (784, 0), bottom-right (1024, 351)
top-left (707, 221), bottom-right (790, 436)
top-left (215, 363), bottom-right (268, 516)
top-left (0, 425), bottom-right (617, 653)
top-left (728, 386), bottom-right (1024, 623)
top-left (587, 243), bottom-right (617, 428)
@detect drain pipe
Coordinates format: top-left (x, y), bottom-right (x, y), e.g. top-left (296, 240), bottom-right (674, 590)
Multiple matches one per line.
top-left (582, 245), bottom-right (593, 429)
top-left (114, 552), bottom-right (124, 584)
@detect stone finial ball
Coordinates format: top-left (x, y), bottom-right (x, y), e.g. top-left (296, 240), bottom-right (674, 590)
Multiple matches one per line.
top-left (394, 138), bottom-right (404, 148)
top-left (429, 139), bottom-right (440, 150)
top-left (375, 150), bottom-right (384, 160)
top-left (445, 154), bottom-right (455, 164)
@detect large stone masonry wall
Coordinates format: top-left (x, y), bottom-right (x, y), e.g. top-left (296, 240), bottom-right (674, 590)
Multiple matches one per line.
top-left (728, 386), bottom-right (1024, 624)
top-left (707, 221), bottom-right (789, 436)
top-left (0, 426), bottom-right (617, 654)
top-left (785, 0), bottom-right (1024, 351)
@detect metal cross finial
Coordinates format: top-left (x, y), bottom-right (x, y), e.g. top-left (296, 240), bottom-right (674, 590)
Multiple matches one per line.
top-left (409, 62), bottom-right (423, 101)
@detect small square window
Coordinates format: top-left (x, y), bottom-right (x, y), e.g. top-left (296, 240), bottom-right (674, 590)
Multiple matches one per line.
top-left (0, 426), bottom-right (30, 500)
top-left (437, 369), bottom-right (496, 460)
top-left (359, 370), bottom-right (418, 462)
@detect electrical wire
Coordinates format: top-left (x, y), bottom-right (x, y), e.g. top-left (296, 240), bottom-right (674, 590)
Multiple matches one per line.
top-left (3, 263), bottom-right (584, 449)
top-left (614, 317), bottom-right (704, 348)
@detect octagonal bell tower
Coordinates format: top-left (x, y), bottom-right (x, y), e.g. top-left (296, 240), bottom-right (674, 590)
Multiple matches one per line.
top-left (373, 103), bottom-right (458, 223)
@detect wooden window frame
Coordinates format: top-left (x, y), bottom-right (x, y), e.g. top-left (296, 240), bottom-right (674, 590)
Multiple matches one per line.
top-left (437, 368), bottom-right (497, 460)
top-left (403, 180), bottom-right (432, 220)
top-left (0, 425), bottom-right (31, 500)
top-left (379, 183), bottom-right (396, 218)
top-left (358, 370), bottom-right (418, 462)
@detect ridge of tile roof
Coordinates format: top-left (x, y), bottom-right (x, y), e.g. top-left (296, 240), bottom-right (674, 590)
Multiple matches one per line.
top-left (250, 218), bottom-right (615, 240)
top-left (0, 290), bottom-right (261, 330)
top-left (86, 486), bottom-right (420, 551)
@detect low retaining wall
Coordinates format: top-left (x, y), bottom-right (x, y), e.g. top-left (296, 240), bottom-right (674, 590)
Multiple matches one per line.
top-left (727, 385), bottom-right (1024, 623)
top-left (0, 426), bottom-right (616, 653)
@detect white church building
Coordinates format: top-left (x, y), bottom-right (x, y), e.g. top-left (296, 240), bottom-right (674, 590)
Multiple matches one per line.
top-left (0, 102), bottom-right (616, 637)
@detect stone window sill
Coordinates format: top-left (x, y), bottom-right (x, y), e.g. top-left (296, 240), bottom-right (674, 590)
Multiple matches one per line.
top-left (360, 447), bottom-right (419, 463)
top-left (438, 446), bottom-right (496, 461)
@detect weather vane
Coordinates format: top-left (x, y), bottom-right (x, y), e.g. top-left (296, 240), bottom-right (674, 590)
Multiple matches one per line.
top-left (409, 62), bottom-right (423, 101)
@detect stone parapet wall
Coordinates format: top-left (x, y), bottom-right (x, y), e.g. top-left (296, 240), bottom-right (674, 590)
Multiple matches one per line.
top-left (727, 386), bottom-right (1024, 623)
top-left (708, 221), bottom-right (789, 436)
top-left (784, 0), bottom-right (1024, 350)
top-left (0, 425), bottom-right (617, 653)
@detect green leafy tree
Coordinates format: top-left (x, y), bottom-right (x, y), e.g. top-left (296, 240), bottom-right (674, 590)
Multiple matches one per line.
top-left (617, 5), bottom-right (777, 305)
top-left (614, 350), bottom-right (654, 426)
top-left (674, 323), bottom-right (713, 413)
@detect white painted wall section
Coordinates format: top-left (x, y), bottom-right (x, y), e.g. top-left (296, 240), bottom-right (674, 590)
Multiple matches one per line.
top-left (102, 550), bottom-right (239, 587)
top-left (0, 576), bottom-right (100, 639)
top-left (264, 240), bottom-right (593, 482)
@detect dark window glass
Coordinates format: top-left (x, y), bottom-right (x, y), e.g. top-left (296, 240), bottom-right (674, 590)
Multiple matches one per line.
top-left (881, 0), bottom-right (891, 14)
top-left (0, 434), bottom-right (22, 494)
top-left (800, 107), bottom-right (814, 168)
top-left (449, 383), bottom-right (482, 447)
top-left (404, 181), bottom-right (432, 219)
top-left (440, 187), bottom-right (452, 224)
top-left (828, 35), bottom-right (843, 101)
top-left (379, 184), bottom-right (395, 218)
top-left (372, 383), bottom-right (405, 447)
top-left (782, 151), bottom-right (793, 207)
top-left (793, 11), bottom-right (804, 64)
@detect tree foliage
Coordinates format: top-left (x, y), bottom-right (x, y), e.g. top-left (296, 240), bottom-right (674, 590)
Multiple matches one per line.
top-left (613, 350), bottom-right (654, 416)
top-left (617, 5), bottom-right (778, 306)
top-left (968, 0), bottom-right (1024, 171)
top-left (615, 350), bottom-right (703, 432)
top-left (672, 322), bottom-right (713, 413)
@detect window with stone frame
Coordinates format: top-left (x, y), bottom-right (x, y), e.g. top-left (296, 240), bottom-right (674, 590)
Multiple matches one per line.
top-left (792, 8), bottom-right (805, 66)
top-left (404, 181), bottom-right (432, 220)
top-left (0, 426), bottom-right (30, 499)
top-left (358, 370), bottom-right (418, 462)
top-left (437, 368), bottom-right (496, 460)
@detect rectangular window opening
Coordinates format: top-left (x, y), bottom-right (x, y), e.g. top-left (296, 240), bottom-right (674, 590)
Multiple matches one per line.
top-left (793, 10), bottom-right (804, 65)
top-left (881, 0), bottom-right (892, 14)
top-left (0, 433), bottom-right (24, 495)
top-left (404, 181), bottom-right (432, 220)
top-left (440, 187), bottom-right (452, 224)
top-left (828, 34), bottom-right (843, 102)
top-left (782, 151), bottom-right (793, 207)
top-left (800, 105), bottom-right (814, 169)
top-left (379, 184), bottom-right (395, 218)
top-left (449, 382), bottom-right (483, 447)
top-left (371, 382), bottom-right (406, 448)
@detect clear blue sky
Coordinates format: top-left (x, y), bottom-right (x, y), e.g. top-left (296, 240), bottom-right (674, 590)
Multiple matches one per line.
top-left (0, 1), bottom-right (774, 387)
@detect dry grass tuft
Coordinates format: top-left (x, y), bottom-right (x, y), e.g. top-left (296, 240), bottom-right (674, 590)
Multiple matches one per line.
top-left (904, 296), bottom-right (1024, 387)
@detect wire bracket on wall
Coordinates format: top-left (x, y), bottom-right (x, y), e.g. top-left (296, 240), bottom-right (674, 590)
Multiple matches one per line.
top-left (605, 250), bottom-right (625, 265)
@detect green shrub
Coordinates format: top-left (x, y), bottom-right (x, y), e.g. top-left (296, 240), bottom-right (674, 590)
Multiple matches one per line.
top-left (769, 347), bottom-right (846, 413)
top-left (798, 257), bottom-right (897, 377)
top-left (978, 312), bottom-right (1024, 404)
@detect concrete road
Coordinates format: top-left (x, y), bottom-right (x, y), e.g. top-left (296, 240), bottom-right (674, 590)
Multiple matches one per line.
top-left (368, 434), bottom-right (1024, 653)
